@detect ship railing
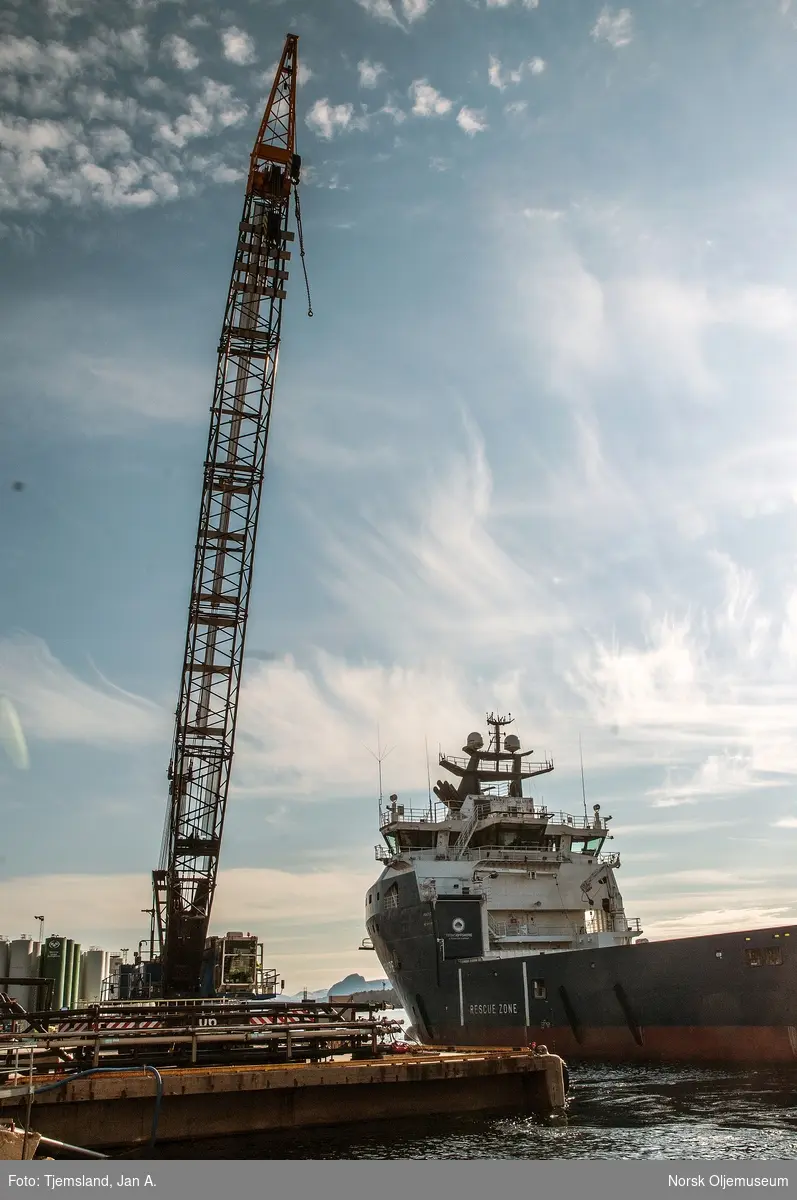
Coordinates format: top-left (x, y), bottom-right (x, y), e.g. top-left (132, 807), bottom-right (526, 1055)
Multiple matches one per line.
top-left (441, 754), bottom-right (555, 777)
top-left (418, 881), bottom-right (487, 902)
top-left (468, 847), bottom-right (568, 865)
top-left (599, 852), bottom-right (621, 868)
top-left (466, 800), bottom-right (610, 832)
top-left (378, 803), bottom-right (449, 829)
top-left (373, 845), bottom-right (622, 868)
top-left (488, 916), bottom-right (584, 939)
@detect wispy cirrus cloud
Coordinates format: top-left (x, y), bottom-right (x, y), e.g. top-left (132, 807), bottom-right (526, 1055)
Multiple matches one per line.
top-left (0, 634), bottom-right (163, 747)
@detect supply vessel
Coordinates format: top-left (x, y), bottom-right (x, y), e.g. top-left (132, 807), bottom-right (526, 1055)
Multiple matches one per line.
top-left (365, 714), bottom-right (797, 1062)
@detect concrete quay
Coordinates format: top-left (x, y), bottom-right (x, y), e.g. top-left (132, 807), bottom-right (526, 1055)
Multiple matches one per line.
top-left (0, 1049), bottom-right (566, 1151)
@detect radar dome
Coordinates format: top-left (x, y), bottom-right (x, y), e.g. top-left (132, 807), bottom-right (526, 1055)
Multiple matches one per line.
top-left (504, 734), bottom-right (520, 753)
top-left (466, 732), bottom-right (484, 749)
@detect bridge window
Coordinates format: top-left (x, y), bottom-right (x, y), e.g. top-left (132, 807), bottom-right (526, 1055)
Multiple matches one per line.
top-left (574, 836), bottom-right (604, 854)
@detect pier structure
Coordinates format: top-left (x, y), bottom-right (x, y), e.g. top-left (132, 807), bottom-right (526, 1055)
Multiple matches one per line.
top-left (0, 1051), bottom-right (565, 1151)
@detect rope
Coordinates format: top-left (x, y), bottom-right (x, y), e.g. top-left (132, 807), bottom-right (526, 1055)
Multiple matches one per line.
top-left (293, 182), bottom-right (313, 317)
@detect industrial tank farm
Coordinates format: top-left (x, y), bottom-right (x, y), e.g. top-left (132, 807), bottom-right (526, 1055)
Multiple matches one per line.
top-left (0, 933), bottom-right (110, 1008)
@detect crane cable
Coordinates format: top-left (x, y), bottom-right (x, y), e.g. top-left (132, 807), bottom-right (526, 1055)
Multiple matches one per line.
top-left (293, 181), bottom-right (313, 318)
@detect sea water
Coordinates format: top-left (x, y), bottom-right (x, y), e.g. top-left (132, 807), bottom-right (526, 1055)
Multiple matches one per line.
top-left (151, 1062), bottom-right (797, 1159)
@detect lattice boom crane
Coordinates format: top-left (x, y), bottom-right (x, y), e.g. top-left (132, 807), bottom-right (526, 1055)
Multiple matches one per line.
top-left (152, 35), bottom-right (305, 998)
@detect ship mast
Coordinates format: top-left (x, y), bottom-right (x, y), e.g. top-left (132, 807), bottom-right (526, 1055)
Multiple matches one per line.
top-left (485, 712), bottom-right (513, 758)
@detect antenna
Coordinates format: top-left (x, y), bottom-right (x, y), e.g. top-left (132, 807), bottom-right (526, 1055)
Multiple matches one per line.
top-left (425, 736), bottom-right (433, 819)
top-left (365, 725), bottom-right (394, 804)
top-left (579, 734), bottom-right (588, 824)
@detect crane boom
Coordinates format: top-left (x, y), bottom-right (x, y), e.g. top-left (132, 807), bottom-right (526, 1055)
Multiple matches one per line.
top-left (153, 35), bottom-right (301, 997)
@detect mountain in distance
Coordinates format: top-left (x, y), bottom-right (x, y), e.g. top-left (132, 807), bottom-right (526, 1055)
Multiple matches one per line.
top-left (281, 974), bottom-right (391, 1003)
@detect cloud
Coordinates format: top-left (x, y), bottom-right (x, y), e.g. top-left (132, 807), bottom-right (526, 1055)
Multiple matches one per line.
top-left (408, 79), bottom-right (452, 117)
top-left (44, 0), bottom-right (95, 17)
top-left (0, 28), bottom-right (253, 214)
top-left (232, 653), bottom-right (482, 799)
top-left (0, 112), bottom-right (182, 214)
top-left (456, 106), bottom-right (488, 135)
top-left (772, 816), bottom-right (797, 828)
top-left (155, 78), bottom-right (247, 148)
top-left (306, 98), bottom-right (367, 140)
top-left (355, 0), bottom-right (431, 24)
top-left (0, 635), bottom-right (163, 748)
top-left (355, 0), bottom-right (404, 27)
top-left (646, 753), bottom-right (782, 808)
top-left (485, 0), bottom-right (539, 7)
top-left (400, 0), bottom-right (432, 19)
top-left (358, 59), bottom-right (385, 88)
top-left (161, 34), bottom-right (200, 71)
top-left (380, 98), bottom-right (406, 123)
top-left (488, 55), bottom-right (545, 90)
top-left (591, 6), bottom-right (634, 48)
top-left (220, 25), bottom-right (255, 66)
top-left (0, 300), bottom-right (212, 424)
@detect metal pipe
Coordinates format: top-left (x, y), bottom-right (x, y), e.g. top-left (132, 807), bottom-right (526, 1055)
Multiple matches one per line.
top-left (1, 1020), bottom-right (395, 1046)
top-left (37, 1135), bottom-right (109, 1160)
top-left (3, 1029), bottom-right (395, 1056)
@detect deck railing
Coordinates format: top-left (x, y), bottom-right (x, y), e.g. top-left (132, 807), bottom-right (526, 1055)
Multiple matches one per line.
top-left (378, 798), bottom-right (609, 834)
top-left (374, 844), bottom-right (622, 866)
top-left (488, 917), bottom-right (582, 939)
top-left (440, 754), bottom-right (554, 777)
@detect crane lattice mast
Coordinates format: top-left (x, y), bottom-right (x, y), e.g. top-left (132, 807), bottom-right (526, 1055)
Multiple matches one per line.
top-left (153, 35), bottom-right (302, 997)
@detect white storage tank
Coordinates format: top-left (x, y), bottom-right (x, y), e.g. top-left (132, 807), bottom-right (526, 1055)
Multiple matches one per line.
top-left (8, 937), bottom-right (39, 1009)
top-left (80, 948), bottom-right (107, 1004)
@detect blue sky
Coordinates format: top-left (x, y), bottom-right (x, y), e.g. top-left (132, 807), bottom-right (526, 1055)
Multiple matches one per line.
top-left (2, 0), bottom-right (797, 990)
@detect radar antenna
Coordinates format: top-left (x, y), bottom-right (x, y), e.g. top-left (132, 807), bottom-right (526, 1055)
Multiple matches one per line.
top-left (365, 726), bottom-right (394, 804)
top-left (579, 733), bottom-right (588, 824)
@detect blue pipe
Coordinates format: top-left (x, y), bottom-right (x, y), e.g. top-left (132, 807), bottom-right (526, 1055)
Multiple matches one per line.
top-left (32, 1066), bottom-right (163, 1151)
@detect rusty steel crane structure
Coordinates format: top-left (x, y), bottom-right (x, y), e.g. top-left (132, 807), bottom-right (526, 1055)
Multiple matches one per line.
top-left (152, 34), bottom-right (307, 997)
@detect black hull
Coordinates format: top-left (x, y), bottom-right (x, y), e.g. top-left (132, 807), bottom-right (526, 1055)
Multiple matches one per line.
top-left (367, 877), bottom-right (797, 1064)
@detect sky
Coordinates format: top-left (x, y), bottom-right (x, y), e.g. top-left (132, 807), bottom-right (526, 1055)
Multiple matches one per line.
top-left (2, 0), bottom-right (797, 992)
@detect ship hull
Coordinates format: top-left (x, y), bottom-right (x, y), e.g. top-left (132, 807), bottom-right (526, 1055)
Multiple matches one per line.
top-left (367, 879), bottom-right (797, 1064)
